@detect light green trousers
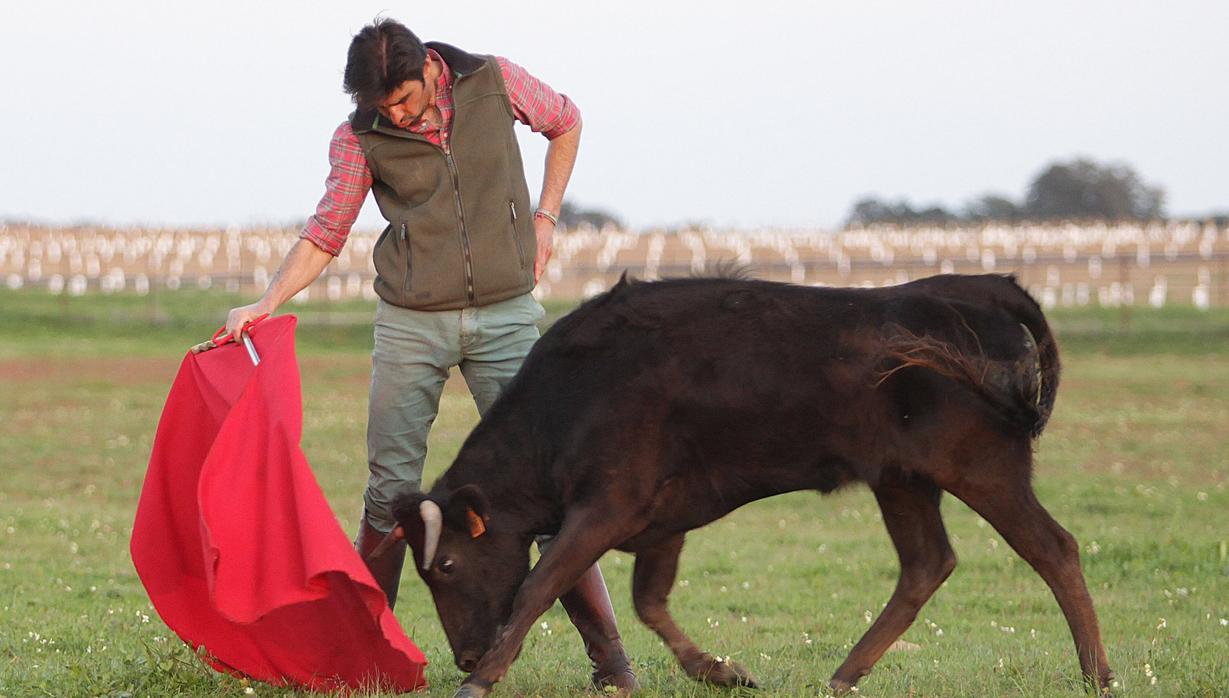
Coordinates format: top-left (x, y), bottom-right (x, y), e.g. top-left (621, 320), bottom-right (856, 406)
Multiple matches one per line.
top-left (364, 293), bottom-right (545, 532)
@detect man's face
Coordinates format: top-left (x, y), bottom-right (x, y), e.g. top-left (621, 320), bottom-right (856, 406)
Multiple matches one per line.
top-left (378, 73), bottom-right (435, 128)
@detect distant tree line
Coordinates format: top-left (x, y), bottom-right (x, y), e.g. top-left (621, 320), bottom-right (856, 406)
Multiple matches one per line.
top-left (559, 201), bottom-right (623, 230)
top-left (845, 158), bottom-right (1168, 228)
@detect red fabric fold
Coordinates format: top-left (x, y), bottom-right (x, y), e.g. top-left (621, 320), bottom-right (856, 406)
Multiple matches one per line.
top-left (130, 315), bottom-right (427, 692)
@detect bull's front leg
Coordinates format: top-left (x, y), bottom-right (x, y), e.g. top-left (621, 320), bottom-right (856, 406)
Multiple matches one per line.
top-left (632, 533), bottom-right (758, 688)
top-left (456, 515), bottom-right (631, 698)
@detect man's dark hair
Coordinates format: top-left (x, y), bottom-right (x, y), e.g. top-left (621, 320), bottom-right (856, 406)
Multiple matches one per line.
top-left (343, 18), bottom-right (428, 111)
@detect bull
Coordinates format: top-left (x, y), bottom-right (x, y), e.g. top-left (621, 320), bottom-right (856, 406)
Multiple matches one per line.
top-left (372, 273), bottom-right (1114, 697)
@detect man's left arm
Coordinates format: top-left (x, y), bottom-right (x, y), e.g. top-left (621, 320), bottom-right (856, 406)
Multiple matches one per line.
top-left (497, 56), bottom-right (582, 283)
top-left (532, 119), bottom-right (580, 282)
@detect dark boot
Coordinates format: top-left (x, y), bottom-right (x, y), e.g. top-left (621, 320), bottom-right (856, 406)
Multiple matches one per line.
top-left (354, 512), bottom-right (407, 610)
top-left (558, 563), bottom-right (638, 693)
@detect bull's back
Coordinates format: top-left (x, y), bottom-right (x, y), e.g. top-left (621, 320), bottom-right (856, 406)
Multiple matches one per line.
top-left (497, 276), bottom-right (1049, 533)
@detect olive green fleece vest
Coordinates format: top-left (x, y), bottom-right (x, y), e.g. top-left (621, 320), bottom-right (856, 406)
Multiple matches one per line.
top-left (350, 43), bottom-right (536, 310)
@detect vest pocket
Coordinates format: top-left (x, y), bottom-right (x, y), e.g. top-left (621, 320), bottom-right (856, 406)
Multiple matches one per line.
top-left (509, 200), bottom-right (528, 271)
top-left (400, 222), bottom-right (413, 302)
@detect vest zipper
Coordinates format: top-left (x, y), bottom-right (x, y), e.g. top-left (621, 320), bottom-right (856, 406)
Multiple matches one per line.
top-left (444, 146), bottom-right (476, 305)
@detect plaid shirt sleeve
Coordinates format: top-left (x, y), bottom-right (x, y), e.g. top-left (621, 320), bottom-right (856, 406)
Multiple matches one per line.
top-left (496, 56), bottom-right (580, 140)
top-left (299, 121), bottom-right (373, 256)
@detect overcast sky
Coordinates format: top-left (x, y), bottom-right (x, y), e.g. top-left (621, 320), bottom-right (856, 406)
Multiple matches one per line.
top-left (3, 0), bottom-right (1226, 231)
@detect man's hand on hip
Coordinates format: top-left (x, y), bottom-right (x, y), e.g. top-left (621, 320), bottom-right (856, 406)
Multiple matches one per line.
top-left (533, 216), bottom-right (555, 284)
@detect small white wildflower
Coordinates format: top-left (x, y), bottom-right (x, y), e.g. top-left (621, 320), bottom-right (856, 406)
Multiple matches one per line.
top-left (935, 629), bottom-right (944, 637)
top-left (720, 586), bottom-right (727, 593)
top-left (1086, 541), bottom-right (1101, 555)
top-left (678, 579), bottom-right (689, 587)
top-left (1151, 676), bottom-right (1158, 685)
top-left (540, 621), bottom-right (549, 630)
top-left (1197, 492), bottom-right (1208, 501)
top-left (741, 581), bottom-right (750, 589)
top-left (1220, 618), bottom-right (1228, 626)
top-left (1156, 618), bottom-right (1167, 630)
top-left (741, 616), bottom-right (747, 623)
top-left (245, 688), bottom-right (256, 695)
top-left (863, 610), bottom-right (873, 624)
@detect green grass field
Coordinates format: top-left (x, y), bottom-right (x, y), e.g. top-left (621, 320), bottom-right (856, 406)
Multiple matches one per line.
top-left (1, 290), bottom-right (1227, 697)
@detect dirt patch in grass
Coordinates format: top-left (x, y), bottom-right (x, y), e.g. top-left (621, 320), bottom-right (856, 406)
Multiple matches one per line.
top-left (0, 355), bottom-right (181, 386)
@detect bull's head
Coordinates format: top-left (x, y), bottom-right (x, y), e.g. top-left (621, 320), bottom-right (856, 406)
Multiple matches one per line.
top-left (374, 485), bottom-right (530, 672)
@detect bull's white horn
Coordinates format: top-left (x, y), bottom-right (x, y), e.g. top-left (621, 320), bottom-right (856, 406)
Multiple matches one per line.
top-left (419, 500), bottom-right (443, 571)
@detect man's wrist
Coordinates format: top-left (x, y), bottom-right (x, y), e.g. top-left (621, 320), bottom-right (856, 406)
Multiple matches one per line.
top-left (533, 208), bottom-right (558, 226)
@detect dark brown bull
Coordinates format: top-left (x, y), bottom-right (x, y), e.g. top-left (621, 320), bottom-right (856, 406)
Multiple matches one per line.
top-left (374, 273), bottom-right (1114, 697)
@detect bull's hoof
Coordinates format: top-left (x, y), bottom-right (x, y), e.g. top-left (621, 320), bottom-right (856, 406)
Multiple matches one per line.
top-left (688, 654), bottom-right (758, 688)
top-left (452, 682), bottom-right (490, 698)
top-left (828, 677), bottom-right (856, 695)
top-left (1094, 668), bottom-right (1116, 697)
top-left (593, 665), bottom-right (639, 694)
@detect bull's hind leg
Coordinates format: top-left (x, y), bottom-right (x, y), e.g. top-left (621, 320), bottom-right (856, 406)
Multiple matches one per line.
top-left (943, 451), bottom-right (1114, 693)
top-left (632, 534), bottom-right (758, 688)
top-left (830, 473), bottom-right (956, 693)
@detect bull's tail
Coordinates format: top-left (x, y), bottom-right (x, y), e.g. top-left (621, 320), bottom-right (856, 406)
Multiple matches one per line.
top-left (879, 277), bottom-right (1061, 438)
top-left (999, 276), bottom-right (1061, 436)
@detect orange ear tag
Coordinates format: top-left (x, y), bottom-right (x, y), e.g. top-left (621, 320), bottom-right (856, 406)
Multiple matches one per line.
top-left (466, 509), bottom-right (487, 539)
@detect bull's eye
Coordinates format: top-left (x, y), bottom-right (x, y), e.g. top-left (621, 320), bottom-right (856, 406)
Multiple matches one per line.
top-left (438, 558), bottom-right (455, 575)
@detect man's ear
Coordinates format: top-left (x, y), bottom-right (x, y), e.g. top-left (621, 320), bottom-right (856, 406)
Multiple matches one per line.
top-left (446, 484), bottom-right (490, 539)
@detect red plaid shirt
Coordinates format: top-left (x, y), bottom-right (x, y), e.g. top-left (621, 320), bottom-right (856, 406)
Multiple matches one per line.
top-left (301, 51), bottom-right (579, 256)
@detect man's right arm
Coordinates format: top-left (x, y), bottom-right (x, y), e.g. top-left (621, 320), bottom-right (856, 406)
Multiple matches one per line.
top-left (224, 239), bottom-right (335, 340)
top-left (225, 122), bottom-right (374, 340)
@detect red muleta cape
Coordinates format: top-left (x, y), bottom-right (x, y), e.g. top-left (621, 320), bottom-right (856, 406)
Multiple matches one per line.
top-left (130, 315), bottom-right (427, 692)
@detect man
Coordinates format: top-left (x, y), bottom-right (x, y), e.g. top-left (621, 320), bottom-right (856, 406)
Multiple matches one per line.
top-left (224, 18), bottom-right (635, 691)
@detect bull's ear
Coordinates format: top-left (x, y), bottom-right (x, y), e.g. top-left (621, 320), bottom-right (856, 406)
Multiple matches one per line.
top-left (446, 484), bottom-right (491, 538)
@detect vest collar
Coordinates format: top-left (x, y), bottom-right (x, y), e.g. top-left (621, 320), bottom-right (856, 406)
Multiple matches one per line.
top-left (350, 41), bottom-right (489, 134)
